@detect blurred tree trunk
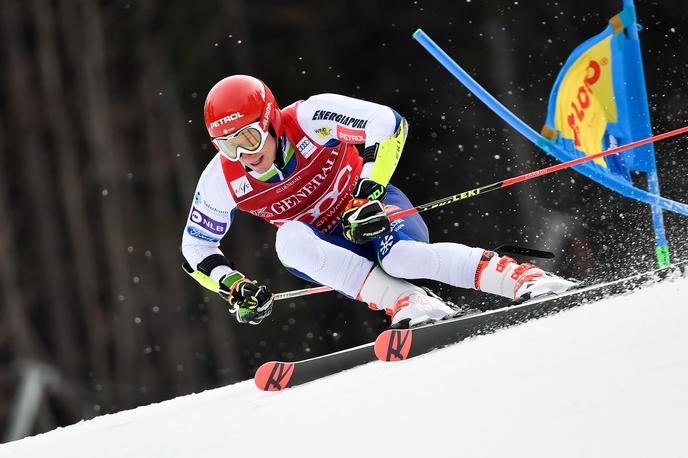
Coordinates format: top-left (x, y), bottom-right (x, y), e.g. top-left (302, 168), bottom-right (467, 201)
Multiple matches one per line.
top-left (64, 0), bottom-right (138, 405)
top-left (0, 1), bottom-right (81, 420)
top-left (133, 0), bottom-right (197, 393)
top-left (220, 0), bottom-right (256, 72)
top-left (0, 125), bottom-right (45, 361)
top-left (31, 0), bottom-right (113, 413)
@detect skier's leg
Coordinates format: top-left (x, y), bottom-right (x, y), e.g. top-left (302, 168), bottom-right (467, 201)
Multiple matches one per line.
top-left (385, 241), bottom-right (575, 300)
top-left (374, 184), bottom-right (484, 288)
top-left (275, 220), bottom-right (373, 299)
top-left (380, 240), bottom-right (485, 290)
top-left (275, 220), bottom-right (454, 327)
top-left (378, 185), bottom-right (575, 300)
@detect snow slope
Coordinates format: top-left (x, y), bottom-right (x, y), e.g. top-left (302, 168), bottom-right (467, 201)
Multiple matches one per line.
top-left (3, 273), bottom-right (688, 458)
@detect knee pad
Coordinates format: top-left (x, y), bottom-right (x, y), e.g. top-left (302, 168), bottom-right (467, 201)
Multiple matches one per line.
top-left (380, 240), bottom-right (484, 289)
top-left (275, 221), bottom-right (374, 298)
top-left (381, 239), bottom-right (440, 279)
top-left (275, 221), bottom-right (326, 272)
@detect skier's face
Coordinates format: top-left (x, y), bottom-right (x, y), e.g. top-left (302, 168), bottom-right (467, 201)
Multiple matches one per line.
top-left (239, 133), bottom-right (277, 173)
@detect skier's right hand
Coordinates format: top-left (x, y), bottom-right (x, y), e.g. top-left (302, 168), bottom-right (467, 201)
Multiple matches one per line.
top-left (220, 274), bottom-right (274, 325)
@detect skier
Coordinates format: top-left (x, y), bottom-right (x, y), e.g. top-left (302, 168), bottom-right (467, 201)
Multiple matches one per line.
top-left (181, 74), bottom-right (575, 327)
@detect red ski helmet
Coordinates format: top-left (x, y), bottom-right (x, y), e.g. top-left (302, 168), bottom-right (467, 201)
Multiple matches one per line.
top-left (204, 75), bottom-right (282, 140)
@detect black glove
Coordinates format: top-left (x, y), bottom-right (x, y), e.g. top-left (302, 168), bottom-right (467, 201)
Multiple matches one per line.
top-left (351, 177), bottom-right (387, 201)
top-left (220, 275), bottom-right (274, 325)
top-left (341, 178), bottom-right (391, 244)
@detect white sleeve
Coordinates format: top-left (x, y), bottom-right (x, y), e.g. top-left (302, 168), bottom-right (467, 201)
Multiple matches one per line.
top-left (295, 93), bottom-right (399, 149)
top-left (181, 154), bottom-right (237, 282)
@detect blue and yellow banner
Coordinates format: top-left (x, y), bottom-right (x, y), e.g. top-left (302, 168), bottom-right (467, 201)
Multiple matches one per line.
top-left (541, 2), bottom-right (672, 265)
top-left (542, 7), bottom-right (643, 176)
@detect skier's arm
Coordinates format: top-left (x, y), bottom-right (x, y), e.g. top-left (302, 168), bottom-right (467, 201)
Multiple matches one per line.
top-left (181, 155), bottom-right (235, 285)
top-left (181, 156), bottom-right (273, 324)
top-left (296, 93), bottom-right (408, 188)
top-left (297, 93), bottom-right (407, 243)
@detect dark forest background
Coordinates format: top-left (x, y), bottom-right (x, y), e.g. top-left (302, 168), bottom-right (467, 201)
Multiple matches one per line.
top-left (1, 0), bottom-right (687, 441)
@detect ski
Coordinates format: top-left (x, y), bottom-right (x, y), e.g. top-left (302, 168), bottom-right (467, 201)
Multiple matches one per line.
top-left (254, 261), bottom-right (686, 390)
top-left (254, 342), bottom-right (376, 391)
top-left (375, 261), bottom-right (688, 362)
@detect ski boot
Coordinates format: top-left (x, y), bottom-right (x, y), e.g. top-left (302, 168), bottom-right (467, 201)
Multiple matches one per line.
top-left (475, 251), bottom-right (577, 303)
top-left (357, 266), bottom-right (457, 328)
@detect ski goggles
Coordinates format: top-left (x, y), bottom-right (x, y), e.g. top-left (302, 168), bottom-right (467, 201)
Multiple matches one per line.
top-left (212, 121), bottom-right (268, 161)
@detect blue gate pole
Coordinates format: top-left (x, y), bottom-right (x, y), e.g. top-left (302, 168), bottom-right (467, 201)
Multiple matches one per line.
top-left (622, 0), bottom-right (670, 266)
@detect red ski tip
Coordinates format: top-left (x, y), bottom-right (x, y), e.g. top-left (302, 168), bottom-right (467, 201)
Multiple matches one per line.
top-left (375, 329), bottom-right (413, 362)
top-left (254, 362), bottom-right (295, 391)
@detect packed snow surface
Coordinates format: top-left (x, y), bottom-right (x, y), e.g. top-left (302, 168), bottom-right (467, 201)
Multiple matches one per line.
top-left (3, 274), bottom-right (688, 458)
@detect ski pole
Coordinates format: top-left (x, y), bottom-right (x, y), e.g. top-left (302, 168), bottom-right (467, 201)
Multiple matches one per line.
top-left (493, 245), bottom-right (554, 259)
top-left (274, 285), bottom-right (333, 301)
top-left (388, 125), bottom-right (688, 221)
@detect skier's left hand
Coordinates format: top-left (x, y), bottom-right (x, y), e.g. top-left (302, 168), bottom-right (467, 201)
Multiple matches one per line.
top-left (342, 178), bottom-right (391, 244)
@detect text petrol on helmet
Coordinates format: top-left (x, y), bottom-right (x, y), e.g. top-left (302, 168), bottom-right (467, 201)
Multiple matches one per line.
top-left (204, 75), bottom-right (283, 161)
